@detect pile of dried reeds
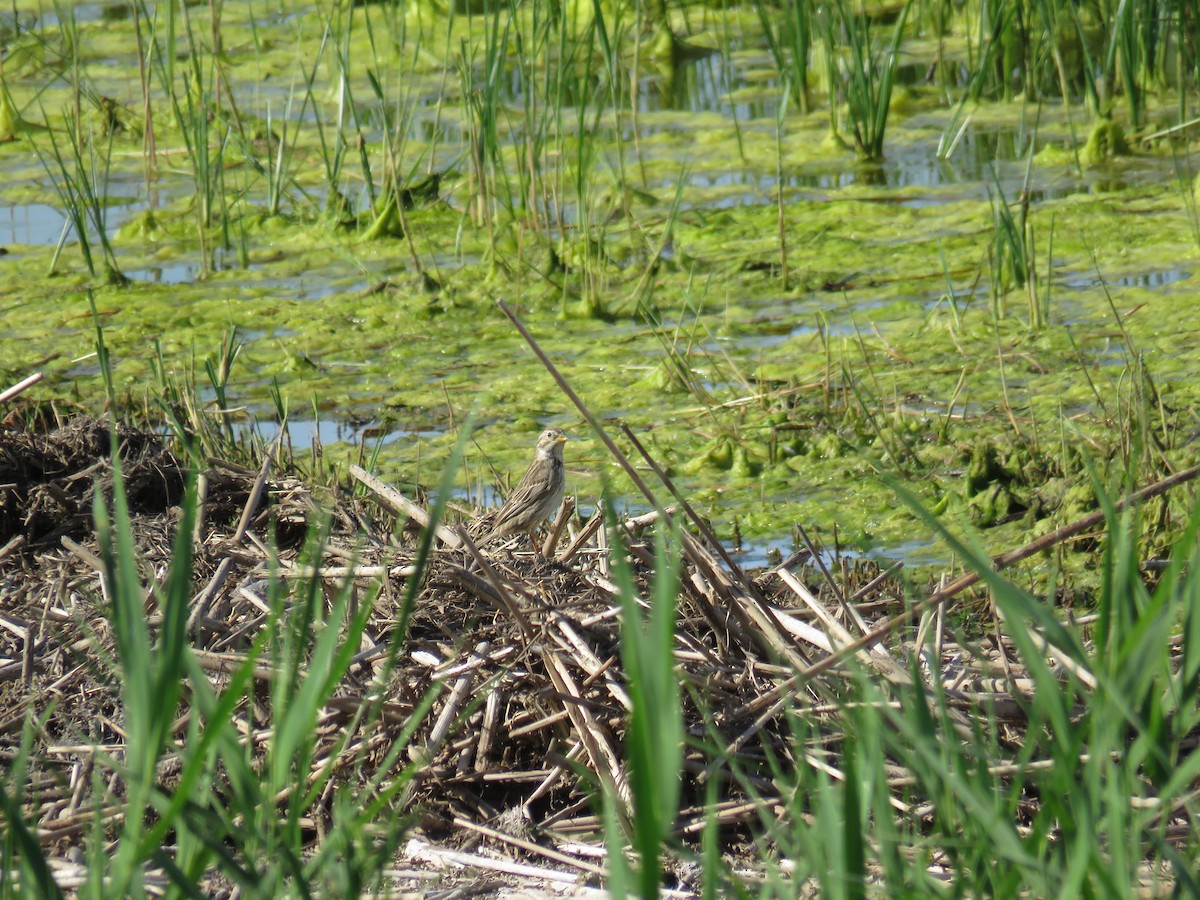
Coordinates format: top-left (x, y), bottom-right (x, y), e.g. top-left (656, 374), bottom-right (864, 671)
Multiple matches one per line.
top-left (3, 402), bottom-right (1197, 894)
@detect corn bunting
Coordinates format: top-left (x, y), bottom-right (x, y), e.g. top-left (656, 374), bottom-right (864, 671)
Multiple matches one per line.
top-left (484, 427), bottom-right (568, 547)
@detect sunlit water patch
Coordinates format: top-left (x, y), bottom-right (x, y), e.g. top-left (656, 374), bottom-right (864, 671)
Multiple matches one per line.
top-left (1065, 268), bottom-right (1192, 290)
top-left (0, 204), bottom-right (70, 247)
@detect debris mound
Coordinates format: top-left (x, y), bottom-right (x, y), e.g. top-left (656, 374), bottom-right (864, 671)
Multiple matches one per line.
top-left (2, 416), bottom-right (1197, 895)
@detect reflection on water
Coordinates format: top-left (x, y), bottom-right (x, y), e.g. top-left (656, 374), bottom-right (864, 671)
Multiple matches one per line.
top-left (1065, 268), bottom-right (1191, 290)
top-left (0, 204), bottom-right (68, 247)
top-left (730, 535), bottom-right (942, 571)
top-left (124, 264), bottom-right (200, 284)
top-left (286, 418), bottom-right (446, 449)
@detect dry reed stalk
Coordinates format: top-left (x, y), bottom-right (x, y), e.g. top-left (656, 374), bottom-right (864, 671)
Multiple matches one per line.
top-left (0, 372), bottom-right (45, 404)
top-left (351, 463), bottom-right (463, 548)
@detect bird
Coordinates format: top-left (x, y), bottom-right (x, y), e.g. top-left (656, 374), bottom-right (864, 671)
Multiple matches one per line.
top-left (483, 427), bottom-right (568, 551)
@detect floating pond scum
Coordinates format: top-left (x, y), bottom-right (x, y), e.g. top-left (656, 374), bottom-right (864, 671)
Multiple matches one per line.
top-left (1, 0), bottom-right (1197, 561)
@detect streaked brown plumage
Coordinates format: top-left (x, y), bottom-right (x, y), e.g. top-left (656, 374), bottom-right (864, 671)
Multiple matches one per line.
top-left (484, 427), bottom-right (568, 547)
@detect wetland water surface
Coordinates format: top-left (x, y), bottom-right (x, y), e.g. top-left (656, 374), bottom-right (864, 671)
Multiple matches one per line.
top-left (1, 1), bottom-right (1198, 567)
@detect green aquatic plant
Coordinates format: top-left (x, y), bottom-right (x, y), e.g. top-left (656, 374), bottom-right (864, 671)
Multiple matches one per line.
top-left (135, 0), bottom-right (231, 273)
top-left (0, 81), bottom-right (50, 141)
top-left (1080, 116), bottom-right (1130, 166)
top-left (819, 0), bottom-right (913, 162)
top-left (986, 165), bottom-right (1032, 311)
top-left (33, 107), bottom-right (127, 285)
top-left (753, 0), bottom-right (811, 114)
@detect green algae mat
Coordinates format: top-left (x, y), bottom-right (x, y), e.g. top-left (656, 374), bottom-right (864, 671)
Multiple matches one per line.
top-left (1, 0), bottom-right (1198, 566)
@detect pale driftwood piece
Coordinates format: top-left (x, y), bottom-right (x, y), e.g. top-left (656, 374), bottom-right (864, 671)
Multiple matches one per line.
top-left (556, 507), bottom-right (603, 564)
top-left (286, 563), bottom-right (416, 580)
top-left (542, 494), bottom-right (574, 558)
top-left (577, 602), bottom-right (621, 629)
top-left (763, 605), bottom-right (834, 655)
top-left (402, 837), bottom-right (586, 886)
top-left (624, 505), bottom-right (677, 530)
top-left (538, 647), bottom-right (630, 808)
top-left (43, 742), bottom-right (124, 756)
top-left (0, 371), bottom-right (44, 404)
top-left (552, 839), bottom-right (608, 860)
top-left (192, 470), bottom-right (208, 552)
top-left (349, 464), bottom-right (463, 548)
top-left (476, 769), bottom-right (559, 784)
top-left (433, 644), bottom-right (514, 682)
top-left (450, 816), bottom-right (608, 877)
top-left (509, 709), bottom-right (571, 738)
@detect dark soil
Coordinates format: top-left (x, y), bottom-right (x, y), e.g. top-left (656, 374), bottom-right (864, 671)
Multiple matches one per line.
top-left (0, 417), bottom-right (185, 545)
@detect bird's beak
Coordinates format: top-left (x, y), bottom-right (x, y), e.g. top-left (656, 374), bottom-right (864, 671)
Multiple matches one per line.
top-left (557, 435), bottom-right (568, 444)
